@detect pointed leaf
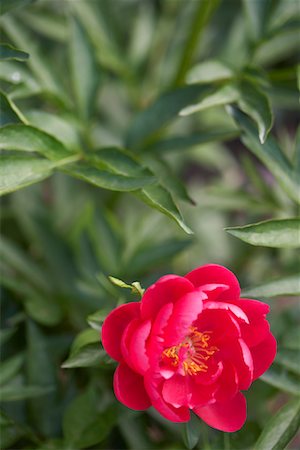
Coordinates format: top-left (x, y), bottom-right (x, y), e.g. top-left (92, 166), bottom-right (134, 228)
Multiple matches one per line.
top-left (69, 15), bottom-right (99, 120)
top-left (137, 183), bottom-right (193, 234)
top-left (242, 275), bottom-right (300, 297)
top-left (228, 107), bottom-right (300, 203)
top-left (0, 91), bottom-right (25, 126)
top-left (63, 387), bottom-right (116, 448)
top-left (0, 125), bottom-right (72, 160)
top-left (254, 398), bottom-right (300, 450)
top-left (180, 84), bottom-right (239, 116)
top-left (126, 85), bottom-right (211, 149)
top-left (226, 218), bottom-right (300, 248)
top-left (182, 413), bottom-right (202, 449)
top-left (63, 161), bottom-right (155, 192)
top-left (0, 154), bottom-right (54, 196)
top-left (187, 59), bottom-right (234, 84)
top-left (237, 80), bottom-right (273, 143)
top-left (0, 43), bottom-right (29, 61)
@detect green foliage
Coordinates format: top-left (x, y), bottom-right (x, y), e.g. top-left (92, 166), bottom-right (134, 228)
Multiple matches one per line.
top-left (0, 0), bottom-right (299, 449)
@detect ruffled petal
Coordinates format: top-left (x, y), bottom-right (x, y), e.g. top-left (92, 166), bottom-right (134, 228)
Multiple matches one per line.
top-left (240, 318), bottom-right (270, 348)
top-left (185, 264), bottom-right (240, 302)
top-left (113, 362), bottom-right (151, 410)
top-left (164, 291), bottom-right (205, 347)
top-left (144, 371), bottom-right (190, 422)
top-left (194, 309), bottom-right (241, 342)
top-left (203, 301), bottom-right (249, 323)
top-left (162, 374), bottom-right (190, 408)
top-left (101, 302), bottom-right (140, 361)
top-left (120, 319), bottom-right (140, 369)
top-left (194, 392), bottom-right (247, 432)
top-left (237, 298), bottom-right (270, 319)
top-left (214, 361), bottom-right (238, 402)
top-left (221, 338), bottom-right (253, 390)
top-left (251, 333), bottom-right (277, 380)
top-left (148, 302), bottom-right (174, 368)
top-left (141, 275), bottom-right (194, 320)
top-left (129, 320), bottom-right (152, 374)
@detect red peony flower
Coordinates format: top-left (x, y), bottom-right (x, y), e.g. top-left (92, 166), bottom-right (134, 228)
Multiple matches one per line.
top-left (101, 264), bottom-right (276, 432)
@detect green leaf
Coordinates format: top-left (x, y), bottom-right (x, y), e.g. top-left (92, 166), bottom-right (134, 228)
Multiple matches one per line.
top-left (93, 147), bottom-right (152, 177)
top-left (0, 91), bottom-right (26, 126)
top-left (0, 354), bottom-right (24, 386)
top-left (182, 412), bottom-right (201, 449)
top-left (126, 85), bottom-right (212, 149)
top-left (242, 0), bottom-right (272, 41)
top-left (0, 43), bottom-right (29, 61)
top-left (87, 308), bottom-right (111, 331)
top-left (69, 15), bottom-right (99, 120)
top-left (26, 321), bottom-right (60, 436)
top-left (0, 154), bottom-right (54, 196)
top-left (237, 79), bottom-right (273, 143)
top-left (0, 0), bottom-right (35, 15)
top-left (254, 398), bottom-right (300, 450)
top-left (61, 344), bottom-right (112, 369)
top-left (226, 218), bottom-right (300, 248)
top-left (260, 363), bottom-right (300, 396)
top-left (0, 125), bottom-right (72, 161)
top-left (63, 387), bottom-right (116, 449)
top-left (276, 349), bottom-right (300, 376)
top-left (1, 384), bottom-right (54, 401)
top-left (187, 59), bottom-right (234, 84)
top-left (24, 292), bottom-right (64, 327)
top-left (2, 17), bottom-right (67, 100)
top-left (137, 184), bottom-right (193, 234)
top-left (64, 160), bottom-right (155, 192)
top-left (228, 107), bottom-right (300, 203)
top-left (70, 328), bottom-right (100, 355)
top-left (242, 275), bottom-right (300, 297)
top-left (180, 84), bottom-right (239, 116)
top-left (147, 129), bottom-right (240, 153)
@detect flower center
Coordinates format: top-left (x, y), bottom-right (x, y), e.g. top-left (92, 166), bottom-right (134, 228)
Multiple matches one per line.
top-left (162, 327), bottom-right (218, 376)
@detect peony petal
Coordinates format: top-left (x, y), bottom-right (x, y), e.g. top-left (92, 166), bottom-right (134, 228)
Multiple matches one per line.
top-left (162, 374), bottom-right (190, 408)
top-left (129, 320), bottom-right (152, 374)
top-left (251, 333), bottom-right (277, 380)
top-left (194, 392), bottom-right (247, 432)
top-left (197, 284), bottom-right (229, 301)
top-left (189, 377), bottom-right (218, 408)
top-left (144, 371), bottom-right (190, 422)
top-left (148, 302), bottom-right (174, 367)
top-left (237, 298), bottom-right (270, 319)
top-left (214, 361), bottom-right (238, 402)
top-left (204, 301), bottom-right (249, 323)
top-left (164, 291), bottom-right (205, 347)
top-left (240, 318), bottom-right (270, 348)
top-left (101, 302), bottom-right (140, 361)
top-left (221, 338), bottom-right (253, 390)
top-left (195, 309), bottom-right (241, 343)
top-left (120, 319), bottom-right (140, 368)
top-left (113, 362), bottom-right (151, 410)
top-left (185, 264), bottom-right (240, 302)
top-left (141, 275), bottom-right (194, 320)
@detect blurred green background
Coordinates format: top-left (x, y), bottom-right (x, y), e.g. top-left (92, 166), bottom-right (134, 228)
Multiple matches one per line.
top-left (0, 0), bottom-right (299, 449)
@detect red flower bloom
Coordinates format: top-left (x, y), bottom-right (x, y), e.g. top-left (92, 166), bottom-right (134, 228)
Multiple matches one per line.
top-left (101, 264), bottom-right (276, 432)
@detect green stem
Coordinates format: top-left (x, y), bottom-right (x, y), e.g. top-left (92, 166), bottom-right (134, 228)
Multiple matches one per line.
top-left (173, 0), bottom-right (220, 86)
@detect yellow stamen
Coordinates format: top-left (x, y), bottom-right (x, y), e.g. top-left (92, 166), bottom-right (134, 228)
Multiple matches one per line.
top-left (162, 327), bottom-right (218, 375)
